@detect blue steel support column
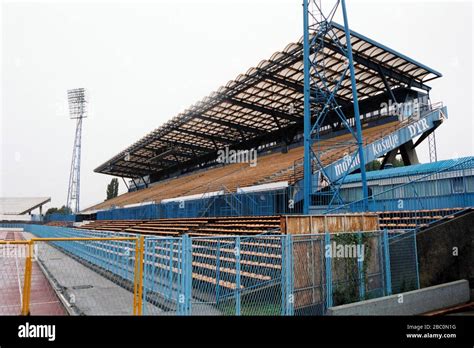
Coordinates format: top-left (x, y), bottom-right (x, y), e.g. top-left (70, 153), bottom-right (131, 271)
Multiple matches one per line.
top-left (185, 235), bottom-right (192, 315)
top-left (281, 235), bottom-right (286, 315)
top-left (302, 0), bottom-right (312, 215)
top-left (286, 234), bottom-right (294, 315)
top-left (324, 232), bottom-right (333, 310)
top-left (281, 234), bottom-right (295, 315)
top-left (357, 231), bottom-right (366, 300)
top-left (179, 235), bottom-right (192, 315)
top-left (383, 229), bottom-right (392, 295)
top-left (340, 0), bottom-right (369, 210)
top-left (168, 241), bottom-right (173, 299)
top-left (235, 237), bottom-right (241, 315)
top-left (413, 229), bottom-right (420, 289)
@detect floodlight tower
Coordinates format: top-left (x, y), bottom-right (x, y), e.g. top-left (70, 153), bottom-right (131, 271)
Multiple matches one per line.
top-left (66, 88), bottom-right (87, 213)
top-left (302, 0), bottom-right (369, 213)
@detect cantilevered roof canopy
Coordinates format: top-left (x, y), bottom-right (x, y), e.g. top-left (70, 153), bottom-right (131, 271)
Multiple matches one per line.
top-left (0, 197), bottom-right (51, 215)
top-left (95, 22), bottom-right (442, 179)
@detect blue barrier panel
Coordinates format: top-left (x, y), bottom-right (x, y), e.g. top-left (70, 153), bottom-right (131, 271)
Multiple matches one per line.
top-left (382, 229), bottom-right (392, 295)
top-left (94, 187), bottom-right (303, 220)
top-left (97, 204), bottom-right (158, 220)
top-left (44, 213), bottom-right (76, 222)
top-left (388, 230), bottom-right (420, 294)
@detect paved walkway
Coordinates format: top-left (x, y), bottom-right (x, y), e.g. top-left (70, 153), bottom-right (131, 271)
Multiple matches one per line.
top-left (2, 229), bottom-right (221, 315)
top-left (23, 231), bottom-right (162, 315)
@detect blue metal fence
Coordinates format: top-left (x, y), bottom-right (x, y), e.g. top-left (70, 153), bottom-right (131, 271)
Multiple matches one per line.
top-left (49, 158), bottom-right (474, 224)
top-left (23, 225), bottom-right (137, 275)
top-left (43, 213), bottom-right (76, 222)
top-left (291, 231), bottom-right (391, 314)
top-left (97, 204), bottom-right (158, 220)
top-left (387, 230), bottom-right (420, 293)
top-left (94, 187), bottom-right (302, 221)
top-left (3, 224), bottom-right (418, 315)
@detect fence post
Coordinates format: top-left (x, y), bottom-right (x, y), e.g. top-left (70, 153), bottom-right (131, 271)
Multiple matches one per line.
top-left (383, 229), bottom-right (392, 295)
top-left (168, 241), bottom-right (173, 300)
top-left (357, 231), bottom-right (365, 300)
top-left (138, 236), bottom-right (144, 315)
top-left (179, 235), bottom-right (192, 315)
top-left (21, 240), bottom-right (33, 315)
top-left (412, 229), bottom-right (420, 289)
top-left (132, 236), bottom-right (144, 315)
top-left (235, 236), bottom-right (241, 316)
top-left (284, 234), bottom-right (294, 315)
top-left (281, 235), bottom-right (286, 315)
top-left (186, 235), bottom-right (192, 315)
top-left (215, 240), bottom-right (221, 304)
top-left (324, 232), bottom-right (333, 310)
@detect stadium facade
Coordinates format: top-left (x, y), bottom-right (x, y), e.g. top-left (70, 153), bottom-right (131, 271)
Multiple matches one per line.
top-left (63, 22), bottom-right (472, 223)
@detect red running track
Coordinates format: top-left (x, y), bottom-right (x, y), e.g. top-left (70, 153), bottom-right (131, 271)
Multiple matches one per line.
top-left (0, 230), bottom-right (66, 315)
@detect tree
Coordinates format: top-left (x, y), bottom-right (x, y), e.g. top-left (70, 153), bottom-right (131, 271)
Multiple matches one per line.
top-left (106, 178), bottom-right (119, 200)
top-left (45, 205), bottom-right (72, 215)
top-left (366, 159), bottom-right (382, 172)
top-left (366, 156), bottom-right (405, 172)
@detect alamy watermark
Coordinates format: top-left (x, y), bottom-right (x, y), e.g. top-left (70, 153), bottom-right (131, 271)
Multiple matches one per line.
top-left (18, 322), bottom-right (55, 341)
top-left (216, 146), bottom-right (257, 167)
top-left (0, 243), bottom-right (39, 259)
top-left (325, 241), bottom-right (365, 262)
top-left (380, 99), bottom-right (422, 120)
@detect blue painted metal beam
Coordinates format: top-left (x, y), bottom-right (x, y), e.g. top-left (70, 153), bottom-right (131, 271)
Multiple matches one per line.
top-left (302, 0), bottom-right (312, 215)
top-left (341, 0), bottom-right (369, 211)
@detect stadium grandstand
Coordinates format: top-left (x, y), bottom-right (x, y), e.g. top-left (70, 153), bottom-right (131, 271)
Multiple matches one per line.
top-left (2, 0), bottom-right (472, 320)
top-left (73, 20), bottom-right (466, 226)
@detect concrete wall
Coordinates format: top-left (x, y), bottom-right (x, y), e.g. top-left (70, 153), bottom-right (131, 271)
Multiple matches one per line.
top-left (416, 211), bottom-right (474, 289)
top-left (327, 279), bottom-right (470, 315)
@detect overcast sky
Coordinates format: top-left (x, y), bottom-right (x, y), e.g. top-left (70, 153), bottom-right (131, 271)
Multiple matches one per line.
top-left (1, 0), bottom-right (473, 211)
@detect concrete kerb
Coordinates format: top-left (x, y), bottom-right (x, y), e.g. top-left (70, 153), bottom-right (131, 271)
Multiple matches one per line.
top-left (327, 279), bottom-right (470, 315)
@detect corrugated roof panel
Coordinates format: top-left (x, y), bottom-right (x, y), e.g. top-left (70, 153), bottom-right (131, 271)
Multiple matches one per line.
top-left (342, 157), bottom-right (474, 184)
top-left (94, 21), bottom-right (442, 179)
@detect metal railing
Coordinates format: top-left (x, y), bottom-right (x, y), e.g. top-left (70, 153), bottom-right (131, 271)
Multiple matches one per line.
top-left (324, 157), bottom-right (474, 220)
top-left (0, 224), bottom-right (420, 315)
top-left (94, 186), bottom-right (303, 221)
top-left (0, 233), bottom-right (144, 315)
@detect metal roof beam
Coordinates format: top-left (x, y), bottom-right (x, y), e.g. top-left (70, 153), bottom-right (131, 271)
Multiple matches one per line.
top-left (100, 165), bottom-right (149, 177)
top-left (194, 114), bottom-right (262, 134)
top-left (176, 127), bottom-right (235, 144)
top-left (122, 158), bottom-right (172, 169)
top-left (138, 149), bottom-right (194, 159)
top-left (260, 71), bottom-right (354, 110)
top-left (323, 41), bottom-right (431, 91)
top-left (147, 140), bottom-right (213, 153)
top-left (263, 73), bottom-right (305, 94)
top-left (224, 97), bottom-right (300, 122)
top-left (377, 65), bottom-right (398, 104)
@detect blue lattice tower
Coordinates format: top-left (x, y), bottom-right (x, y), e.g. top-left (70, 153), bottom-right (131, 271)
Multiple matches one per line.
top-left (66, 88), bottom-right (87, 213)
top-left (428, 131), bottom-right (437, 163)
top-left (302, 0), bottom-right (369, 213)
